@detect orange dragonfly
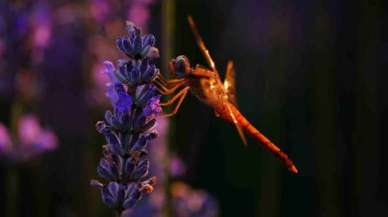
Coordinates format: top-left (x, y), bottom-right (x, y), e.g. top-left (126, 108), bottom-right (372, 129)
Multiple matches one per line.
top-left (152, 16), bottom-right (298, 174)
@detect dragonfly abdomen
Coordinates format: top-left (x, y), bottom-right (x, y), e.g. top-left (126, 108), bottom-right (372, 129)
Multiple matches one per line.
top-left (224, 103), bottom-right (298, 173)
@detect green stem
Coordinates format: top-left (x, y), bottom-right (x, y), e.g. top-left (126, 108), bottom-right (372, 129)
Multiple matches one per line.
top-left (10, 100), bottom-right (23, 134)
top-left (6, 94), bottom-right (24, 217)
top-left (6, 166), bottom-right (19, 217)
top-left (162, 0), bottom-right (175, 217)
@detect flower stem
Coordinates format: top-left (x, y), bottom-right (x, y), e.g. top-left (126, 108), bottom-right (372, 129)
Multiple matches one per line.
top-left (6, 166), bottom-right (19, 217)
top-left (162, 1), bottom-right (175, 216)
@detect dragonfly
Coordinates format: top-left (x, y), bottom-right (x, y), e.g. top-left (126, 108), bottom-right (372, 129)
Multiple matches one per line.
top-left (151, 16), bottom-right (298, 174)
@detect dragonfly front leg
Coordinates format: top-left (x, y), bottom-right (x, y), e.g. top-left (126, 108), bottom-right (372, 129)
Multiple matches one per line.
top-left (153, 76), bottom-right (187, 95)
top-left (161, 86), bottom-right (190, 117)
top-left (157, 73), bottom-right (187, 86)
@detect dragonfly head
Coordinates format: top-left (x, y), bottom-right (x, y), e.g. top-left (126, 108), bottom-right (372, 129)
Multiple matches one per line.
top-left (171, 55), bottom-right (191, 78)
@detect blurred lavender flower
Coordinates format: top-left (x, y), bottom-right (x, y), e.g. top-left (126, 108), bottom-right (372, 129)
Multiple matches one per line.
top-left (0, 123), bottom-right (12, 153)
top-left (30, 2), bottom-right (52, 63)
top-left (31, 3), bottom-right (52, 48)
top-left (170, 154), bottom-right (187, 177)
top-left (0, 1), bottom-right (51, 98)
top-left (18, 115), bottom-right (57, 151)
top-left (91, 22), bottom-right (161, 215)
top-left (125, 148), bottom-right (218, 217)
top-left (0, 114), bottom-right (58, 162)
top-left (89, 0), bottom-right (111, 23)
top-left (171, 182), bottom-right (219, 217)
top-left (127, 0), bottom-right (156, 31)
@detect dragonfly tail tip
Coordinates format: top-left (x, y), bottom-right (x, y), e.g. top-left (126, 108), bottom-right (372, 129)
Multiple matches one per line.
top-left (289, 165), bottom-right (298, 174)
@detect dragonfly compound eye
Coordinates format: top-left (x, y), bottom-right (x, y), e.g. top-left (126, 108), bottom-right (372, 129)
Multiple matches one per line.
top-left (174, 55), bottom-right (191, 77)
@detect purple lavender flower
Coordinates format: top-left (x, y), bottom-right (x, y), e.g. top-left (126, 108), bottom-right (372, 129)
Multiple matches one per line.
top-left (91, 22), bottom-right (161, 215)
top-left (116, 21), bottom-right (159, 60)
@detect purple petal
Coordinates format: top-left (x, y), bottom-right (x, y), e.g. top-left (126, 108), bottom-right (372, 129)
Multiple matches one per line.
top-left (123, 158), bottom-right (136, 180)
top-left (97, 158), bottom-right (117, 180)
top-left (142, 64), bottom-right (157, 83)
top-left (103, 61), bottom-right (117, 83)
top-left (143, 96), bottom-right (161, 116)
top-left (101, 182), bottom-right (121, 207)
top-left (135, 84), bottom-right (159, 107)
top-left (142, 34), bottom-right (155, 47)
top-left (116, 93), bottom-right (133, 113)
top-left (103, 130), bottom-right (123, 156)
top-left (131, 159), bottom-right (149, 180)
top-left (130, 135), bottom-right (147, 152)
top-left (104, 111), bottom-right (114, 126)
top-left (123, 183), bottom-right (142, 209)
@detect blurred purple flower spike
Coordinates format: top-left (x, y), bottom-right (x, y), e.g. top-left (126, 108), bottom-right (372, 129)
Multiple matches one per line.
top-left (91, 21), bottom-right (161, 215)
top-left (0, 114), bottom-right (58, 162)
top-left (89, 0), bottom-right (111, 23)
top-left (31, 3), bottom-right (52, 50)
top-left (18, 115), bottom-right (41, 145)
top-left (127, 0), bottom-right (156, 31)
top-left (29, 2), bottom-right (52, 63)
top-left (35, 130), bottom-right (58, 151)
top-left (18, 114), bottom-right (58, 151)
top-left (0, 123), bottom-right (12, 152)
top-left (172, 182), bottom-right (219, 217)
top-left (170, 154), bottom-right (187, 177)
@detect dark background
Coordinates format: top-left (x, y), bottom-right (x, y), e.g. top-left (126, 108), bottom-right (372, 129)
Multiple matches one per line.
top-left (0, 0), bottom-right (387, 217)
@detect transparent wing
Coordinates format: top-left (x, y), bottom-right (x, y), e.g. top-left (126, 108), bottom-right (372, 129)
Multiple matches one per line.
top-left (223, 62), bottom-right (247, 145)
top-left (224, 60), bottom-right (237, 106)
top-left (187, 16), bottom-right (217, 72)
top-left (225, 102), bottom-right (248, 146)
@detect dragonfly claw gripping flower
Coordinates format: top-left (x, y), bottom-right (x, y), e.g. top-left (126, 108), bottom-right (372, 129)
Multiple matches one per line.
top-left (91, 21), bottom-right (162, 214)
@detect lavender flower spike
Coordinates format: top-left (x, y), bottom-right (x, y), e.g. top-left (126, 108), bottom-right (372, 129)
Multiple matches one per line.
top-left (91, 22), bottom-right (161, 215)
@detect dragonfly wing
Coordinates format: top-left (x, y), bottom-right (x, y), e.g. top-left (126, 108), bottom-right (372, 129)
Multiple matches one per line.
top-left (223, 62), bottom-right (247, 145)
top-left (224, 60), bottom-right (237, 106)
top-left (187, 16), bottom-right (217, 73)
top-left (225, 102), bottom-right (248, 146)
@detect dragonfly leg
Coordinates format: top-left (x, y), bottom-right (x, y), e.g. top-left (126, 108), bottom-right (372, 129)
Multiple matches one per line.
top-left (160, 87), bottom-right (187, 106)
top-left (157, 73), bottom-right (187, 85)
top-left (162, 86), bottom-right (190, 117)
top-left (153, 76), bottom-right (187, 95)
